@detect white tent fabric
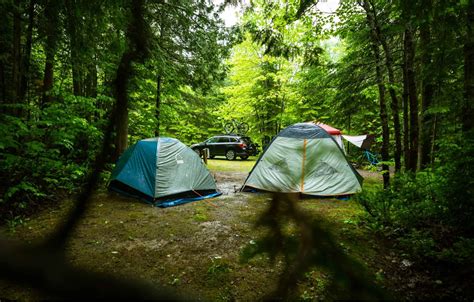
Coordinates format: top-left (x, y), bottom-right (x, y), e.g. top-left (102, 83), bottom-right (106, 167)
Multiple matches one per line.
top-left (332, 134), bottom-right (345, 152)
top-left (342, 135), bottom-right (368, 148)
top-left (242, 123), bottom-right (363, 196)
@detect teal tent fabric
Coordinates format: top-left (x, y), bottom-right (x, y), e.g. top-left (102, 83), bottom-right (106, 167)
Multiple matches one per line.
top-left (109, 137), bottom-right (220, 206)
top-left (242, 122), bottom-right (363, 196)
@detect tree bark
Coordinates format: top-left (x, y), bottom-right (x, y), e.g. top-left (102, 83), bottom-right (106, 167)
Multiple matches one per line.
top-left (405, 27), bottom-right (419, 172)
top-left (361, 0), bottom-right (390, 187)
top-left (113, 0), bottom-right (150, 160)
top-left (365, 0), bottom-right (402, 173)
top-left (155, 74), bottom-right (161, 137)
top-left (0, 64), bottom-right (5, 105)
top-left (12, 0), bottom-right (22, 112)
top-left (402, 42), bottom-right (410, 171)
top-left (65, 0), bottom-right (83, 96)
top-left (19, 0), bottom-right (36, 104)
top-left (361, 3), bottom-right (390, 187)
top-left (420, 24), bottom-right (435, 168)
top-left (85, 63), bottom-right (97, 98)
top-left (464, 0), bottom-right (474, 134)
top-left (41, 0), bottom-right (60, 108)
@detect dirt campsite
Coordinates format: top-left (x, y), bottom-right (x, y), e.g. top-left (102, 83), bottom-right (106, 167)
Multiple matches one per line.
top-left (1, 157), bottom-right (459, 301)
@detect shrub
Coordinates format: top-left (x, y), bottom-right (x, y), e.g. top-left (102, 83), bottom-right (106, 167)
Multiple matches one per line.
top-left (355, 135), bottom-right (474, 264)
top-left (0, 94), bottom-right (107, 222)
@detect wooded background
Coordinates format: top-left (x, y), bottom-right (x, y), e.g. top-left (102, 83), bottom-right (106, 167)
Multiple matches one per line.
top-left (0, 0), bottom-right (473, 298)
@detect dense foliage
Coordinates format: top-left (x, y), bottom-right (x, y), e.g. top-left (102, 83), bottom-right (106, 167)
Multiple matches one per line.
top-left (0, 0), bottom-right (230, 221)
top-left (0, 0), bottom-right (473, 289)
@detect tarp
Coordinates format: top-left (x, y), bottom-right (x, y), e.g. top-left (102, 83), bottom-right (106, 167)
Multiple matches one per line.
top-left (342, 134), bottom-right (375, 150)
top-left (242, 122), bottom-right (363, 196)
top-left (315, 122), bottom-right (344, 151)
top-left (342, 135), bottom-right (367, 148)
top-left (109, 137), bottom-right (221, 206)
top-left (314, 122), bottom-right (375, 151)
top-left (315, 122), bottom-right (342, 135)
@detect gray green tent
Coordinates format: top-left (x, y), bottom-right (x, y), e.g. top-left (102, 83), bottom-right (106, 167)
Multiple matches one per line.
top-left (241, 122), bottom-right (363, 196)
top-left (109, 137), bottom-right (221, 207)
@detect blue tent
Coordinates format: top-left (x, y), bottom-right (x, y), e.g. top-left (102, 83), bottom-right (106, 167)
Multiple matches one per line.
top-left (109, 137), bottom-right (221, 207)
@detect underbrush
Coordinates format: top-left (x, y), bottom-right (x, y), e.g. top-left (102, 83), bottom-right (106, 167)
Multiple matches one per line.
top-left (0, 95), bottom-right (111, 224)
top-left (355, 137), bottom-right (474, 266)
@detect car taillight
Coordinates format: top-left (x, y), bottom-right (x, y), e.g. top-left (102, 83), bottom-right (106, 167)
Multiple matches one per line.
top-left (240, 143), bottom-right (247, 148)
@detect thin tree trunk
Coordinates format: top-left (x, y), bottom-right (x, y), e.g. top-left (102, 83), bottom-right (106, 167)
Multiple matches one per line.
top-left (20, 0), bottom-right (36, 104)
top-left (361, 0), bottom-right (390, 187)
top-left (86, 63), bottom-right (97, 98)
top-left (155, 74), bottom-right (161, 137)
top-left (430, 114), bottom-right (437, 167)
top-left (464, 0), bottom-right (474, 134)
top-left (12, 0), bottom-right (21, 113)
top-left (402, 44), bottom-right (410, 171)
top-left (0, 65), bottom-right (5, 105)
top-left (41, 0), bottom-right (60, 108)
top-left (373, 47), bottom-right (390, 188)
top-left (65, 0), bottom-right (83, 96)
top-left (366, 0), bottom-right (402, 173)
top-left (405, 27), bottom-right (419, 172)
top-left (114, 52), bottom-right (130, 159)
top-left (420, 24), bottom-right (435, 169)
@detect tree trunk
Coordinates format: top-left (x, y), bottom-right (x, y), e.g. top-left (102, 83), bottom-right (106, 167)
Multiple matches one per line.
top-left (420, 24), bottom-right (435, 169)
top-left (113, 0), bottom-right (149, 160)
top-left (373, 46), bottom-right (391, 189)
top-left (65, 0), bottom-right (83, 96)
top-left (20, 0), bottom-right (36, 104)
top-left (366, 0), bottom-right (402, 173)
top-left (361, 0), bottom-right (390, 187)
top-left (114, 53), bottom-right (130, 159)
top-left (12, 0), bottom-right (21, 113)
top-left (0, 64), bottom-right (5, 105)
top-left (41, 0), bottom-right (60, 108)
top-left (361, 2), bottom-right (390, 187)
top-left (402, 43), bottom-right (410, 171)
top-left (464, 0), bottom-right (474, 134)
top-left (155, 74), bottom-right (161, 137)
top-left (85, 63), bottom-right (97, 98)
top-left (405, 27), bottom-right (419, 172)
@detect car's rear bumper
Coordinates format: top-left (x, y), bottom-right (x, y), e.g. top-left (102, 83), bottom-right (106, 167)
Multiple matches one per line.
top-left (237, 149), bottom-right (258, 156)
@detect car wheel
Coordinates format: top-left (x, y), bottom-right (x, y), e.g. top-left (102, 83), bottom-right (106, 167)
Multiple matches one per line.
top-left (225, 149), bottom-right (236, 160)
top-left (240, 155), bottom-right (249, 160)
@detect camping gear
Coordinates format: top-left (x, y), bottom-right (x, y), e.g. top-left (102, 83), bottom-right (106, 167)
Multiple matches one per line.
top-left (109, 137), bottom-right (221, 207)
top-left (315, 122), bottom-right (345, 151)
top-left (363, 150), bottom-right (379, 165)
top-left (342, 134), bottom-right (375, 150)
top-left (241, 122), bottom-right (363, 196)
top-left (316, 122), bottom-right (375, 152)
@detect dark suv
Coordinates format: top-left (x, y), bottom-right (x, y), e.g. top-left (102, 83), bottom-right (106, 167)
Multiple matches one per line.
top-left (191, 135), bottom-right (259, 160)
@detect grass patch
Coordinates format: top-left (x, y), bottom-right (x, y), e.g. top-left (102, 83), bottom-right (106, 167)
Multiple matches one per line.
top-left (206, 156), bottom-right (258, 172)
top-left (193, 206), bottom-right (210, 222)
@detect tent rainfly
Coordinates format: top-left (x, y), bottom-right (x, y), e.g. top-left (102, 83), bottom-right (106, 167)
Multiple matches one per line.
top-left (109, 137), bottom-right (221, 207)
top-left (315, 122), bottom-right (375, 152)
top-left (241, 122), bottom-right (363, 196)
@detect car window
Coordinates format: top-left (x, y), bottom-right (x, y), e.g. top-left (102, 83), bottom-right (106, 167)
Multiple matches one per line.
top-left (207, 137), bottom-right (219, 143)
top-left (229, 137), bottom-right (239, 142)
top-left (218, 137), bottom-right (230, 143)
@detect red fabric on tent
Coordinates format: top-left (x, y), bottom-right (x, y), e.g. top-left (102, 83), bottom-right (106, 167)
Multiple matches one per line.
top-left (314, 122), bottom-right (342, 135)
